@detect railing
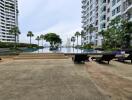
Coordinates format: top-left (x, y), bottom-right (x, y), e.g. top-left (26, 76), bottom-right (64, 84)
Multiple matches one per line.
top-left (123, 1), bottom-right (132, 12)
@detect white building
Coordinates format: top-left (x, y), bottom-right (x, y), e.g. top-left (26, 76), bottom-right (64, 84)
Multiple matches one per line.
top-left (81, 0), bottom-right (132, 46)
top-left (65, 38), bottom-right (71, 48)
top-left (0, 0), bottom-right (19, 42)
top-left (82, 0), bottom-right (99, 45)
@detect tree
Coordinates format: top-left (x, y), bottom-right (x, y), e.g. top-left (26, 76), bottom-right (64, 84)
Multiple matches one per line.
top-left (99, 17), bottom-right (122, 49)
top-left (44, 33), bottom-right (62, 48)
top-left (80, 30), bottom-right (85, 46)
top-left (75, 31), bottom-right (80, 47)
top-left (36, 36), bottom-right (40, 46)
top-left (9, 26), bottom-right (20, 48)
top-left (9, 26), bottom-right (20, 43)
top-left (99, 30), bottom-right (111, 49)
top-left (121, 20), bottom-right (132, 48)
top-left (40, 34), bottom-right (44, 47)
top-left (87, 24), bottom-right (96, 43)
top-left (71, 36), bottom-right (76, 48)
top-left (99, 16), bottom-right (132, 49)
top-left (27, 31), bottom-right (34, 45)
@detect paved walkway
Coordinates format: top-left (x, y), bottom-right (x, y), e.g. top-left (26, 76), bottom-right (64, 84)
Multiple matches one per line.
top-left (0, 59), bottom-right (110, 100)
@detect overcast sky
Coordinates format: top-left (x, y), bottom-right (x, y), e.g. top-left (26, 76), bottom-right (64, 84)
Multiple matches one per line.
top-left (18, 0), bottom-right (82, 45)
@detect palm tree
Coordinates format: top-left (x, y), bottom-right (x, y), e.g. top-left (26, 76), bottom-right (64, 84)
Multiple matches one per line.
top-left (36, 36), bottom-right (40, 46)
top-left (87, 24), bottom-right (96, 43)
top-left (9, 26), bottom-right (20, 48)
top-left (80, 30), bottom-right (85, 46)
top-left (71, 36), bottom-right (76, 48)
top-left (75, 31), bottom-right (80, 47)
top-left (27, 31), bottom-right (34, 45)
top-left (40, 34), bottom-right (44, 47)
top-left (9, 26), bottom-right (20, 43)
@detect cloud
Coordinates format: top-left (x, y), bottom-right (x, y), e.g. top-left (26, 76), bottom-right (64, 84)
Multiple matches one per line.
top-left (18, 0), bottom-right (82, 45)
top-left (18, 0), bottom-right (44, 19)
top-left (20, 20), bottom-right (81, 45)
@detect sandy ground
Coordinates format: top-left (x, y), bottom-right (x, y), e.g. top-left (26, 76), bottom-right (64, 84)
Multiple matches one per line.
top-left (0, 59), bottom-right (110, 100)
top-left (86, 61), bottom-right (132, 100)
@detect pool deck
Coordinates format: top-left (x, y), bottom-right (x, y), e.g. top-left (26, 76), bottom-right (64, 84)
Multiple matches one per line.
top-left (0, 59), bottom-right (110, 100)
top-left (0, 54), bottom-right (132, 100)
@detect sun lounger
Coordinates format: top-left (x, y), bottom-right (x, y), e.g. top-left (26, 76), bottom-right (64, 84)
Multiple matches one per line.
top-left (72, 54), bottom-right (89, 63)
top-left (118, 53), bottom-right (132, 63)
top-left (96, 54), bottom-right (116, 64)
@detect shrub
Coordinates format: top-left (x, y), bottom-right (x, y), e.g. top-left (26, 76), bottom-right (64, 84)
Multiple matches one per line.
top-left (82, 44), bottom-right (93, 49)
top-left (0, 42), bottom-right (38, 48)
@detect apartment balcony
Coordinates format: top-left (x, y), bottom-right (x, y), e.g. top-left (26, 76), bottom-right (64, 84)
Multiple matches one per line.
top-left (81, 19), bottom-right (85, 23)
top-left (81, 10), bottom-right (86, 14)
top-left (128, 12), bottom-right (132, 21)
top-left (82, 5), bottom-right (87, 9)
top-left (81, 15), bottom-right (86, 18)
top-left (100, 0), bottom-right (107, 7)
top-left (129, 18), bottom-right (132, 21)
top-left (123, 0), bottom-right (132, 14)
top-left (126, 12), bottom-right (132, 21)
top-left (82, 24), bottom-right (87, 29)
top-left (82, 0), bottom-right (86, 4)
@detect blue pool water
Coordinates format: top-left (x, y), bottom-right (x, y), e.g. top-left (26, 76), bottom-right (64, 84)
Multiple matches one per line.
top-left (23, 47), bottom-right (102, 54)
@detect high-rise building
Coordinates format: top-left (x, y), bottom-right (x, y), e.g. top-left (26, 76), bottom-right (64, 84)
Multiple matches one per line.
top-left (65, 38), bottom-right (71, 48)
top-left (0, 0), bottom-right (19, 42)
top-left (81, 0), bottom-right (132, 46)
top-left (82, 0), bottom-right (99, 45)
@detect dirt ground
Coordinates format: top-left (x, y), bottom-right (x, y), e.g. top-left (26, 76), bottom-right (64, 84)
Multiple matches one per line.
top-left (0, 59), bottom-right (110, 100)
top-left (86, 61), bottom-right (132, 100)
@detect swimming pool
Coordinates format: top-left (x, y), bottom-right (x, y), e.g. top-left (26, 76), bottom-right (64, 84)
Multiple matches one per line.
top-left (23, 47), bottom-right (102, 54)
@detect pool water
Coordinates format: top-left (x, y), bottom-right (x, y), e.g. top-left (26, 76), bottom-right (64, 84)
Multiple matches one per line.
top-left (23, 47), bottom-right (102, 54)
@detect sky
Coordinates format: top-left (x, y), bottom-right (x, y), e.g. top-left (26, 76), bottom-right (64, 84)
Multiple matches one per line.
top-left (18, 0), bottom-right (82, 45)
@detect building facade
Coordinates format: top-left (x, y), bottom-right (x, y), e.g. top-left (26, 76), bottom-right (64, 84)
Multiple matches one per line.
top-left (82, 0), bottom-right (99, 45)
top-left (81, 0), bottom-right (132, 46)
top-left (0, 0), bottom-right (18, 42)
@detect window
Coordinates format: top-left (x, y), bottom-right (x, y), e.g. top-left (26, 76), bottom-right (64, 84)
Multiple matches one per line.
top-left (96, 20), bottom-right (98, 25)
top-left (101, 15), bottom-right (106, 20)
top-left (107, 8), bottom-right (110, 13)
top-left (112, 9), bottom-right (116, 16)
top-left (87, 1), bottom-right (89, 6)
top-left (103, 6), bottom-right (106, 11)
top-left (117, 6), bottom-right (120, 13)
top-left (101, 6), bottom-right (106, 12)
top-left (90, 17), bottom-right (92, 22)
top-left (108, 0), bottom-right (110, 3)
top-left (112, 0), bottom-right (116, 6)
top-left (102, 0), bottom-right (106, 3)
top-left (100, 23), bottom-right (106, 29)
top-left (90, 0), bottom-right (92, 3)
top-left (90, 11), bottom-right (92, 16)
top-left (107, 17), bottom-right (110, 21)
top-left (90, 4), bottom-right (93, 10)
top-left (117, 0), bottom-right (120, 3)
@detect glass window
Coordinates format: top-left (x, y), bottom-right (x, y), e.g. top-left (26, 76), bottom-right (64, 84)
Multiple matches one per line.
top-left (117, 0), bottom-right (120, 3)
top-left (100, 23), bottom-right (106, 29)
top-left (112, 9), bottom-right (116, 16)
top-left (112, 0), bottom-right (116, 6)
top-left (117, 6), bottom-right (120, 13)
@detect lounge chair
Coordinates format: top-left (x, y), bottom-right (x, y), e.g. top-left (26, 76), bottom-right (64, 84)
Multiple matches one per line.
top-left (72, 54), bottom-right (89, 63)
top-left (96, 54), bottom-right (116, 64)
top-left (118, 53), bottom-right (132, 63)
